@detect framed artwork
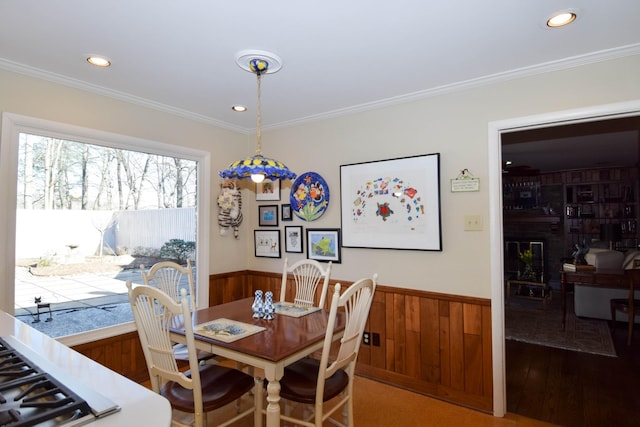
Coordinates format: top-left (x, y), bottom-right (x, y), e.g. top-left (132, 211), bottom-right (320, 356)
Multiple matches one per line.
top-left (258, 205), bottom-right (279, 226)
top-left (281, 204), bottom-right (293, 221)
top-left (306, 228), bottom-right (341, 263)
top-left (256, 179), bottom-right (280, 201)
top-left (254, 230), bottom-right (281, 258)
top-left (285, 226), bottom-right (304, 253)
top-left (340, 153), bottom-right (442, 251)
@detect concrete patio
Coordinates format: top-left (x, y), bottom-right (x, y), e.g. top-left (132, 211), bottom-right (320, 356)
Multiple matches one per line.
top-left (13, 265), bottom-right (195, 338)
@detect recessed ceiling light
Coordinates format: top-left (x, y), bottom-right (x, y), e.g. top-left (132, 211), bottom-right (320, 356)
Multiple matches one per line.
top-left (86, 55), bottom-right (111, 67)
top-left (232, 105), bottom-right (247, 112)
top-left (547, 11), bottom-right (577, 27)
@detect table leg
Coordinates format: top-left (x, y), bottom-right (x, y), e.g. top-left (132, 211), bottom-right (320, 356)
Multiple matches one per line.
top-left (265, 379), bottom-right (281, 427)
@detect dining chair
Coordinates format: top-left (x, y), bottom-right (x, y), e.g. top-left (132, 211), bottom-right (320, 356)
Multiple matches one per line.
top-left (275, 273), bottom-right (377, 427)
top-left (610, 269), bottom-right (640, 346)
top-left (280, 258), bottom-right (332, 308)
top-left (140, 259), bottom-right (196, 310)
top-left (140, 259), bottom-right (215, 362)
top-left (126, 281), bottom-right (255, 427)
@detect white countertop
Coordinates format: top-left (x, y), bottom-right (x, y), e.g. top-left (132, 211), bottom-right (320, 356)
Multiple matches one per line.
top-left (0, 310), bottom-right (171, 427)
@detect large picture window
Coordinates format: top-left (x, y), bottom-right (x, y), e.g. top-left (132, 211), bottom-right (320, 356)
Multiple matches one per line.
top-left (1, 113), bottom-right (211, 345)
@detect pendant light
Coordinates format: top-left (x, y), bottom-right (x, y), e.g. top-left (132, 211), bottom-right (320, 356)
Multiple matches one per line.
top-left (219, 50), bottom-right (296, 183)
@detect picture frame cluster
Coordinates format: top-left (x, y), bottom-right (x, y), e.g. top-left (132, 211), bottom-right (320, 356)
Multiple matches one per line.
top-left (253, 178), bottom-right (341, 263)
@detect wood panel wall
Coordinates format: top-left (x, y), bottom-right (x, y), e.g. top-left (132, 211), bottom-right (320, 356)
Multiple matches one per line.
top-left (72, 331), bottom-right (149, 383)
top-left (72, 270), bottom-right (493, 413)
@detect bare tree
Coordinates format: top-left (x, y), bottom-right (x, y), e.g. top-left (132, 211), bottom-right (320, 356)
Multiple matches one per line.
top-left (43, 138), bottom-right (63, 209)
top-left (175, 158), bottom-right (183, 207)
top-left (20, 136), bottom-right (34, 209)
top-left (18, 135), bottom-right (197, 211)
top-left (81, 144), bottom-right (89, 209)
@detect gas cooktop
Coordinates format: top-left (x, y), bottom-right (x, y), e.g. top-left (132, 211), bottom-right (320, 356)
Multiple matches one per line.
top-left (0, 336), bottom-right (120, 426)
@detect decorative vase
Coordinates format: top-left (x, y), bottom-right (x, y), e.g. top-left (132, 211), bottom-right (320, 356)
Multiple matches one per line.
top-left (252, 290), bottom-right (264, 318)
top-left (521, 265), bottom-right (536, 280)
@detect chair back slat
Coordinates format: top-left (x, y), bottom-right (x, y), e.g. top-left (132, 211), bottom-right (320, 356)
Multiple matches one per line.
top-left (280, 258), bottom-right (332, 308)
top-left (141, 260), bottom-right (196, 311)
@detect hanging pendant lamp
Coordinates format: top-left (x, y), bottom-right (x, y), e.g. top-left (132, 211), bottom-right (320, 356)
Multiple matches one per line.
top-left (219, 50), bottom-right (296, 183)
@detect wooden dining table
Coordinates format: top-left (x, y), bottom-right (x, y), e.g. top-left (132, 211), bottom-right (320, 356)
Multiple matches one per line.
top-left (169, 297), bottom-right (345, 427)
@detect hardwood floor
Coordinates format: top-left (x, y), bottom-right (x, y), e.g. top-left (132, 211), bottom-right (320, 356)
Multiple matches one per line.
top-left (170, 374), bottom-right (554, 427)
top-left (506, 320), bottom-right (640, 427)
top-left (154, 370), bottom-right (553, 427)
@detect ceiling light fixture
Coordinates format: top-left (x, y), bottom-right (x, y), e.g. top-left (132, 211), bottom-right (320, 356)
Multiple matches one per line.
top-left (219, 50), bottom-right (296, 184)
top-left (232, 105), bottom-right (247, 112)
top-left (546, 11), bottom-right (577, 27)
top-left (86, 55), bottom-right (111, 67)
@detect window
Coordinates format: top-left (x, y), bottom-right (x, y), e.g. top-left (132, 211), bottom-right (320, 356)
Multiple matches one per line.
top-left (1, 113), bottom-right (211, 346)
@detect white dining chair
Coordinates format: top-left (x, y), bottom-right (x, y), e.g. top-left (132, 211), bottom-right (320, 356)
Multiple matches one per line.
top-left (274, 273), bottom-right (377, 427)
top-left (140, 259), bottom-right (196, 310)
top-left (126, 282), bottom-right (255, 427)
top-left (140, 259), bottom-right (215, 362)
top-left (280, 258), bottom-right (332, 308)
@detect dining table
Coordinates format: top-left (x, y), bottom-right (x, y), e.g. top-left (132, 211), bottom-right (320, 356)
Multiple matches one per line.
top-left (169, 297), bottom-right (345, 427)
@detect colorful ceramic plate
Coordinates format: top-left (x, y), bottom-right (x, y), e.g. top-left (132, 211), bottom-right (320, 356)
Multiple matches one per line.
top-left (289, 172), bottom-right (330, 221)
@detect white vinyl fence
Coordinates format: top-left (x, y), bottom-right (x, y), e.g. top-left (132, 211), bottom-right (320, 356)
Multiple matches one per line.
top-left (16, 208), bottom-right (196, 260)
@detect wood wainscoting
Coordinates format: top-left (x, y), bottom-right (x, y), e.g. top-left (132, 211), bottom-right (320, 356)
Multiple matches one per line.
top-left (72, 331), bottom-right (149, 384)
top-left (208, 270), bottom-right (493, 413)
top-left (72, 270), bottom-right (493, 413)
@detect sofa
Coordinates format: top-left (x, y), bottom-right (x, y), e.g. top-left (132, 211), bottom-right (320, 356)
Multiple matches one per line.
top-left (573, 248), bottom-right (640, 322)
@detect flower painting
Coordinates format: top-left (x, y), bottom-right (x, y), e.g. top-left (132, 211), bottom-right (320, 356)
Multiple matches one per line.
top-left (289, 171), bottom-right (330, 221)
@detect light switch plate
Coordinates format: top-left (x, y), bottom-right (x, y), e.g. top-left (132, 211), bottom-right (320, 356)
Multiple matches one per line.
top-left (464, 215), bottom-right (483, 231)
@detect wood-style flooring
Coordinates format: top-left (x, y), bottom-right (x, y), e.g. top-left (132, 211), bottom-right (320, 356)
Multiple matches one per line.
top-left (150, 315), bottom-right (640, 426)
top-left (166, 373), bottom-right (553, 427)
top-left (506, 320), bottom-right (640, 427)
top-left (160, 369), bottom-right (552, 427)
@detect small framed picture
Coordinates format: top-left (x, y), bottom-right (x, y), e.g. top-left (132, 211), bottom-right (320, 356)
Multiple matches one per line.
top-left (281, 204), bottom-right (293, 222)
top-left (259, 205), bottom-right (279, 227)
top-left (306, 228), bottom-right (341, 263)
top-left (256, 179), bottom-right (280, 201)
top-left (285, 226), bottom-right (304, 253)
top-left (254, 230), bottom-right (281, 258)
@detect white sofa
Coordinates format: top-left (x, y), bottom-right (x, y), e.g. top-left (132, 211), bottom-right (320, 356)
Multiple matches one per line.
top-left (573, 248), bottom-right (640, 322)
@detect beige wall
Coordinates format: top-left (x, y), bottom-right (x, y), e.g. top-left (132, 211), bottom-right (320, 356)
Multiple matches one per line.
top-left (2, 54), bottom-right (640, 301)
top-left (246, 54), bottom-right (640, 298)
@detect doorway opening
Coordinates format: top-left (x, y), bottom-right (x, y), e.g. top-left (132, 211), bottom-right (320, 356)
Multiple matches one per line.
top-left (488, 100), bottom-right (640, 418)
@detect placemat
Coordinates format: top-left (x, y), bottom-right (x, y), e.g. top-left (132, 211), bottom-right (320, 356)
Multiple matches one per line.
top-left (194, 318), bottom-right (265, 342)
top-left (274, 302), bottom-right (321, 317)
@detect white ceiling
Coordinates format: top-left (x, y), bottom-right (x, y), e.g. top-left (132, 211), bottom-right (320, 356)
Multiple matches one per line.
top-left (1, 0), bottom-right (640, 135)
top-left (1, 1), bottom-right (640, 173)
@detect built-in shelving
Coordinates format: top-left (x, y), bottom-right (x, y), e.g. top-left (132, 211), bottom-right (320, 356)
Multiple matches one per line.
top-left (565, 176), bottom-right (638, 250)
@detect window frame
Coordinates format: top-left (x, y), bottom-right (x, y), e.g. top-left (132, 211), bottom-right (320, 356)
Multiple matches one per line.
top-left (0, 112), bottom-right (211, 346)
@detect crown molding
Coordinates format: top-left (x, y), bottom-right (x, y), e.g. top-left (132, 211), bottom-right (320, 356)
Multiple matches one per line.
top-left (2, 43), bottom-right (639, 134)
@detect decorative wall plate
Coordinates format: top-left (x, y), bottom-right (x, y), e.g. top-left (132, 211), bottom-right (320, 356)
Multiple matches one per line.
top-left (289, 171), bottom-right (330, 221)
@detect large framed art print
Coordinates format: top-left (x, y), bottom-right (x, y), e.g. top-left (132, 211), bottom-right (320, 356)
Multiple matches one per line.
top-left (340, 153), bottom-right (442, 251)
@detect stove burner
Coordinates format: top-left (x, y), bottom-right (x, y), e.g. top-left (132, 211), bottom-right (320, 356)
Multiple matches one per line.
top-left (0, 338), bottom-right (94, 426)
